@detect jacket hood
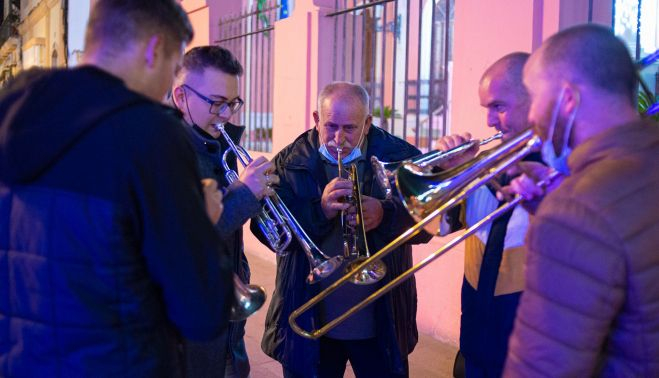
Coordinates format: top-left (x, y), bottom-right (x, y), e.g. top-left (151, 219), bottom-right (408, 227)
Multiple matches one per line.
top-left (0, 66), bottom-right (148, 184)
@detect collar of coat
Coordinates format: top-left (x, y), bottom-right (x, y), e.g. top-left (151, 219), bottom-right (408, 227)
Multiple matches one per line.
top-left (185, 122), bottom-right (245, 154)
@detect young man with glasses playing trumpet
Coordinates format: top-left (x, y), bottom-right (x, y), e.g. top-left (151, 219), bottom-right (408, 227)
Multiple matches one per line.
top-left (170, 46), bottom-right (277, 378)
top-left (253, 82), bottom-right (432, 378)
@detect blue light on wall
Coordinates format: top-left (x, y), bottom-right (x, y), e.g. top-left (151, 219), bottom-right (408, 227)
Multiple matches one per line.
top-left (279, 0), bottom-right (289, 20)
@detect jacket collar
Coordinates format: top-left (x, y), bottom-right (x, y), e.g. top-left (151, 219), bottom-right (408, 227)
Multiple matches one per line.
top-left (568, 119), bottom-right (659, 174)
top-left (185, 122), bottom-right (245, 154)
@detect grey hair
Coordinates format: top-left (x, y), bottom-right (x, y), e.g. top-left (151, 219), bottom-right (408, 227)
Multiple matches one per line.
top-left (317, 81), bottom-right (370, 112)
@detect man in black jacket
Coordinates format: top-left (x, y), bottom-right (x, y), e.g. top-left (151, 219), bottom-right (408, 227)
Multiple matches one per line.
top-left (170, 46), bottom-right (276, 378)
top-left (0, 1), bottom-right (232, 377)
top-left (253, 82), bottom-right (432, 378)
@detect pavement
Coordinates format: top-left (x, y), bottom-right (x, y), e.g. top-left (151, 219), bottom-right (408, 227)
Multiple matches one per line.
top-left (243, 248), bottom-right (458, 378)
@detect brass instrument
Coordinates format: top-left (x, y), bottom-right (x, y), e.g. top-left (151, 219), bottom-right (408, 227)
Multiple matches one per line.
top-left (219, 132), bottom-right (292, 255)
top-left (289, 129), bottom-right (560, 339)
top-left (337, 146), bottom-right (386, 285)
top-left (214, 123), bottom-right (343, 284)
top-left (230, 274), bottom-right (266, 322)
top-left (371, 131), bottom-right (503, 199)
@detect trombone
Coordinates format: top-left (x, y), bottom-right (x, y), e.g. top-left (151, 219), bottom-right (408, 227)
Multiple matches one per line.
top-left (289, 129), bottom-right (560, 339)
top-left (371, 131), bottom-right (503, 199)
top-left (214, 123), bottom-right (343, 284)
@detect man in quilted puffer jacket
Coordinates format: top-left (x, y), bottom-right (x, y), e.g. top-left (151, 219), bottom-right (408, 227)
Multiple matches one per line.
top-left (501, 24), bottom-right (659, 377)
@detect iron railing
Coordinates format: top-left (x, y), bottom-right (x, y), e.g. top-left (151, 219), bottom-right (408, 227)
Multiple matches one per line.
top-left (217, 1), bottom-right (280, 153)
top-left (328, 0), bottom-right (454, 152)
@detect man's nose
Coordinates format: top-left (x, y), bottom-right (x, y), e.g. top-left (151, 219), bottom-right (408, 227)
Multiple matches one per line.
top-left (487, 110), bottom-right (500, 128)
top-left (334, 129), bottom-right (346, 146)
top-left (217, 106), bottom-right (232, 122)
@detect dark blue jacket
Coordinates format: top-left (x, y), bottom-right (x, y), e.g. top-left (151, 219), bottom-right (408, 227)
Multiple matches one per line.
top-left (0, 67), bottom-right (232, 377)
top-left (252, 126), bottom-right (432, 376)
top-left (181, 123), bottom-right (261, 378)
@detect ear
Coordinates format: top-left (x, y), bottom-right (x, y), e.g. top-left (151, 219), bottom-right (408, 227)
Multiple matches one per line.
top-left (364, 115), bottom-right (372, 135)
top-left (172, 85), bottom-right (186, 110)
top-left (313, 110), bottom-right (320, 129)
top-left (562, 84), bottom-right (580, 115)
top-left (144, 35), bottom-right (161, 68)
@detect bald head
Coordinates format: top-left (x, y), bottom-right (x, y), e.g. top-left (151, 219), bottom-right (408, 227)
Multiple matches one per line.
top-left (479, 52), bottom-right (531, 138)
top-left (533, 24), bottom-right (636, 105)
top-left (480, 52), bottom-right (530, 100)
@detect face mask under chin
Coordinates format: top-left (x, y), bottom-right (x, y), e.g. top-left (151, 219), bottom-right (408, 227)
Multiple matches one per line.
top-left (318, 143), bottom-right (362, 165)
top-left (540, 87), bottom-right (579, 176)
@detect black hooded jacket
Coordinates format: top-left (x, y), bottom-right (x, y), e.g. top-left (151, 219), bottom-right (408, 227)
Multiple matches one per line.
top-left (0, 66), bottom-right (232, 377)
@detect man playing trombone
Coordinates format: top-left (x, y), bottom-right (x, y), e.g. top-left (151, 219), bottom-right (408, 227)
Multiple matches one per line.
top-left (499, 24), bottom-right (659, 377)
top-left (254, 82), bottom-right (432, 377)
top-left (435, 53), bottom-right (541, 378)
top-left (170, 46), bottom-right (276, 378)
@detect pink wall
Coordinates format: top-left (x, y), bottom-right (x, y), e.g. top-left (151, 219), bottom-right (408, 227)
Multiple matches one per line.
top-left (180, 0), bottom-right (209, 48)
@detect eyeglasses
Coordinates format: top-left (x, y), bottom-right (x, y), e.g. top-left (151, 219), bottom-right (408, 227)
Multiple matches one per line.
top-left (183, 84), bottom-right (244, 115)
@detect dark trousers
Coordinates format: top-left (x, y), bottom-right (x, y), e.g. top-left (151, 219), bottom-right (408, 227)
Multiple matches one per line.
top-left (464, 357), bottom-right (503, 378)
top-left (283, 337), bottom-right (408, 378)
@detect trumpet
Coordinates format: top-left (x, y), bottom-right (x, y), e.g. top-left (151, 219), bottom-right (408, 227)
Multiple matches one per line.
top-left (289, 129), bottom-right (560, 339)
top-left (371, 131), bottom-right (503, 199)
top-left (337, 146), bottom-right (386, 285)
top-left (214, 123), bottom-right (343, 284)
top-left (218, 134), bottom-right (291, 255)
top-left (230, 274), bottom-right (266, 322)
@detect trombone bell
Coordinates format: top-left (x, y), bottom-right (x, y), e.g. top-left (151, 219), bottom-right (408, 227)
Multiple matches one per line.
top-left (395, 130), bottom-right (539, 234)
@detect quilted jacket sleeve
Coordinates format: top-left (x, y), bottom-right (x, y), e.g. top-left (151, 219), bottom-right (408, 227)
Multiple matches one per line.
top-left (504, 196), bottom-right (626, 377)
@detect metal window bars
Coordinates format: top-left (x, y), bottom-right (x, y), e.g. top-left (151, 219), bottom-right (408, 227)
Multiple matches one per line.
top-left (216, 1), bottom-right (280, 153)
top-left (328, 0), bottom-right (454, 152)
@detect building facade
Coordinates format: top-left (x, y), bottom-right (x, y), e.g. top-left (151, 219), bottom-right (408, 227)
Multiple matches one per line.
top-left (0, 0), bottom-right (20, 86)
top-left (19, 0), bottom-right (65, 70)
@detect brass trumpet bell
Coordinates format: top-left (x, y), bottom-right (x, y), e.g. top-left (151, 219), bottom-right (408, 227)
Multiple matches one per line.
top-left (230, 274), bottom-right (267, 322)
top-left (307, 255), bottom-right (344, 284)
top-left (345, 257), bottom-right (387, 285)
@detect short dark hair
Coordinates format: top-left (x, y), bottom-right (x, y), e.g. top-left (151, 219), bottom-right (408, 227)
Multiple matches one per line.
top-left (179, 46), bottom-right (244, 77)
top-left (482, 52), bottom-right (530, 97)
top-left (85, 0), bottom-right (193, 55)
top-left (540, 24), bottom-right (637, 104)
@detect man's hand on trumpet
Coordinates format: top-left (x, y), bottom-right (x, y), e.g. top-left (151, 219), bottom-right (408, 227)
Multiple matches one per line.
top-left (496, 161), bottom-right (563, 214)
top-left (321, 177), bottom-right (352, 220)
top-left (322, 185), bottom-right (384, 231)
top-left (434, 132), bottom-right (480, 170)
top-left (239, 156), bottom-right (279, 200)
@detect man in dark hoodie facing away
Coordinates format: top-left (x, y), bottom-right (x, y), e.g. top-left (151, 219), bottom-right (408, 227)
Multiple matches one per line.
top-left (0, 1), bottom-right (233, 377)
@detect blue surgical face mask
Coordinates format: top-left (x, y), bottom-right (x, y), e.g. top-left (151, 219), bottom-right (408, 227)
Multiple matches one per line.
top-left (319, 143), bottom-right (362, 165)
top-left (541, 87), bottom-right (579, 176)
